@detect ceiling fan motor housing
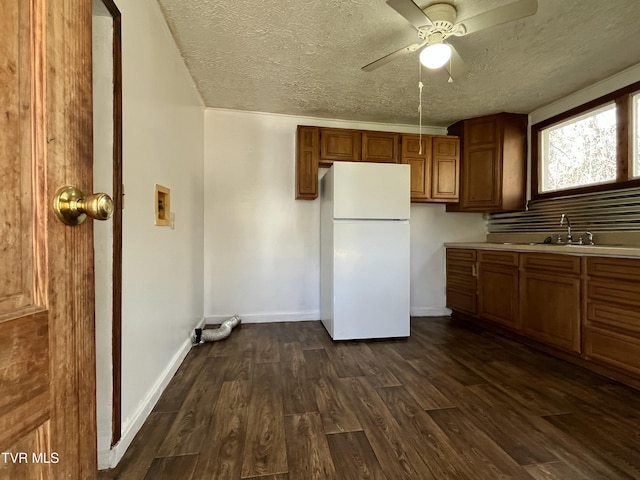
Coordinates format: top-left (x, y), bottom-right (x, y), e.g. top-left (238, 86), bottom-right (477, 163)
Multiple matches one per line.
top-left (418, 3), bottom-right (466, 42)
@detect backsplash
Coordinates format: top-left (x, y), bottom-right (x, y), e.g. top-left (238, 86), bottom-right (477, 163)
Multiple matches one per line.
top-left (487, 186), bottom-right (640, 233)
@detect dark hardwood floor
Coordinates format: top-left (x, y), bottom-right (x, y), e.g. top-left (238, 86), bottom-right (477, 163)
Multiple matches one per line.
top-left (99, 317), bottom-right (640, 480)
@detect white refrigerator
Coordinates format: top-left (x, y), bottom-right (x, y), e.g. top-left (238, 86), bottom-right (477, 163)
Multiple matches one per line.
top-left (320, 162), bottom-right (411, 340)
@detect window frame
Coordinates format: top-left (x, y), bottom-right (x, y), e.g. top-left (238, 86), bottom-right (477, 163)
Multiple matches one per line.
top-left (532, 79), bottom-right (640, 200)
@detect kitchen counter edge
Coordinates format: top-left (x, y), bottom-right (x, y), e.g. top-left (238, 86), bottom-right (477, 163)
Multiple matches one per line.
top-left (444, 242), bottom-right (640, 258)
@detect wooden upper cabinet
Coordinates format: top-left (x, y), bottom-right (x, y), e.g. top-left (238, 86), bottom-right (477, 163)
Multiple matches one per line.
top-left (401, 134), bottom-right (431, 201)
top-left (296, 126), bottom-right (319, 200)
top-left (295, 126), bottom-right (459, 202)
top-left (431, 135), bottom-right (459, 201)
top-left (401, 134), bottom-right (459, 203)
top-left (319, 128), bottom-right (361, 163)
top-left (362, 131), bottom-right (399, 163)
top-left (446, 113), bottom-right (527, 212)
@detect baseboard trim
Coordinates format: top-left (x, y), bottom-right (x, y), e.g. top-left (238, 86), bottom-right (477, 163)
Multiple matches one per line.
top-left (203, 309), bottom-right (449, 325)
top-left (204, 311), bottom-right (320, 324)
top-left (99, 318), bottom-right (204, 470)
top-left (410, 307), bottom-right (452, 317)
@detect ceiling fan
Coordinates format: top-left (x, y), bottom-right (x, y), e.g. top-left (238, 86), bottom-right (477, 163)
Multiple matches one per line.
top-left (362, 0), bottom-right (538, 79)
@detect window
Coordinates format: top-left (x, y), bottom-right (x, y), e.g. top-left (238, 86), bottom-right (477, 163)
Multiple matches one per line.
top-left (532, 80), bottom-right (640, 199)
top-left (540, 103), bottom-right (617, 193)
top-left (634, 92), bottom-right (640, 178)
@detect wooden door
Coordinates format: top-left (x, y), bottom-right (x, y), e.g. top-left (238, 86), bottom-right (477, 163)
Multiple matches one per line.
top-left (1, 1), bottom-right (97, 479)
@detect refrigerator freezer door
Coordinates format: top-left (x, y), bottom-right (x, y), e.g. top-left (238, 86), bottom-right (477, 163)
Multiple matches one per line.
top-left (332, 162), bottom-right (410, 220)
top-left (332, 220), bottom-right (410, 340)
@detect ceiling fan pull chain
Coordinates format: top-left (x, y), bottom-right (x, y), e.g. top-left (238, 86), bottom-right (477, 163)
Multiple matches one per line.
top-left (418, 65), bottom-right (424, 154)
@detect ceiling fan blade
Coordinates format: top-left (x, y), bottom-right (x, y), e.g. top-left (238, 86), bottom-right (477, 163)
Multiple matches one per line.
top-left (456, 0), bottom-right (537, 36)
top-left (445, 44), bottom-right (468, 80)
top-left (362, 41), bottom-right (426, 72)
top-left (386, 0), bottom-right (433, 29)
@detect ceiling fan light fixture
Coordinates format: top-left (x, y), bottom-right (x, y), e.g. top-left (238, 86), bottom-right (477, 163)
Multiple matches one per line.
top-left (419, 42), bottom-right (451, 69)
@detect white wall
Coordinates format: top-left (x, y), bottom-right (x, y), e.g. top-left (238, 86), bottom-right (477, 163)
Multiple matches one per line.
top-left (530, 63), bottom-right (640, 124)
top-left (203, 109), bottom-right (486, 323)
top-left (97, 0), bottom-right (205, 468)
top-left (526, 63), bottom-right (640, 199)
top-left (93, 9), bottom-right (115, 463)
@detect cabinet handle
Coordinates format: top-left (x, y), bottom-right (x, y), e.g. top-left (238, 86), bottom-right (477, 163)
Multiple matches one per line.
top-left (472, 263), bottom-right (477, 277)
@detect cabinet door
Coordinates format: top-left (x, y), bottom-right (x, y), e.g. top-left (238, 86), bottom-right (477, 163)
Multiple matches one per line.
top-left (296, 126), bottom-right (319, 199)
top-left (447, 113), bottom-right (526, 212)
top-left (462, 116), bottom-right (500, 209)
top-left (319, 128), bottom-right (361, 163)
top-left (520, 271), bottom-right (581, 353)
top-left (431, 136), bottom-right (459, 200)
top-left (477, 251), bottom-right (519, 329)
top-left (478, 264), bottom-right (519, 329)
top-left (401, 135), bottom-right (431, 201)
top-left (446, 249), bottom-right (477, 316)
top-left (363, 131), bottom-right (399, 163)
top-left (462, 147), bottom-right (500, 208)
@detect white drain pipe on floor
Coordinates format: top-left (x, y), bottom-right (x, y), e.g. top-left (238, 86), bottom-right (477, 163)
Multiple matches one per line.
top-left (194, 315), bottom-right (241, 344)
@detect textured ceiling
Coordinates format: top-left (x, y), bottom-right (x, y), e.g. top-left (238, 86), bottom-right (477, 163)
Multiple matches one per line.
top-left (155, 0), bottom-right (640, 127)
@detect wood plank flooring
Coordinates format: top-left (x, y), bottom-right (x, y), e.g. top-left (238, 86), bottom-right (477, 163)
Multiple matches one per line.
top-left (99, 317), bottom-right (640, 480)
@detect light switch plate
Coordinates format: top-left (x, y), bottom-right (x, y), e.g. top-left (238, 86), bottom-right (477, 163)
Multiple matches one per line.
top-left (155, 184), bottom-right (170, 226)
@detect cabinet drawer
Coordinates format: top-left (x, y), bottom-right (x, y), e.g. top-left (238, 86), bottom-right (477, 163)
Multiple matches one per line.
top-left (478, 250), bottom-right (518, 266)
top-left (584, 327), bottom-right (640, 377)
top-left (520, 253), bottom-right (580, 275)
top-left (587, 256), bottom-right (640, 281)
top-left (447, 270), bottom-right (476, 291)
top-left (587, 301), bottom-right (640, 335)
top-left (587, 278), bottom-right (640, 307)
top-left (446, 288), bottom-right (476, 315)
top-left (446, 248), bottom-right (476, 262)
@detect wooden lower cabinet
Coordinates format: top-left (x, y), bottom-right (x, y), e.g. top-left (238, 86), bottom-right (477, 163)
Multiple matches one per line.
top-left (446, 248), bottom-right (640, 385)
top-left (520, 270), bottom-right (581, 353)
top-left (478, 251), bottom-right (519, 329)
top-left (446, 248), bottom-right (477, 316)
top-left (519, 253), bottom-right (581, 354)
top-left (583, 257), bottom-right (640, 376)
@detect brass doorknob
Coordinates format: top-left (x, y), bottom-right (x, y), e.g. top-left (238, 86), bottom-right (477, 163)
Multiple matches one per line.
top-left (53, 186), bottom-right (114, 226)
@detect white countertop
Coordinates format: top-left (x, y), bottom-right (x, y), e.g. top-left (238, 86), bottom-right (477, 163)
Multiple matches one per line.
top-left (444, 242), bottom-right (640, 258)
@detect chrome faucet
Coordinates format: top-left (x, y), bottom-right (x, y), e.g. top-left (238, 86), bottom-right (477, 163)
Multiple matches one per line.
top-left (560, 214), bottom-right (572, 244)
top-left (582, 231), bottom-right (594, 245)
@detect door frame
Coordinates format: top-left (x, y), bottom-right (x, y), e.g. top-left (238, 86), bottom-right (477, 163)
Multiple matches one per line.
top-left (98, 0), bottom-right (124, 448)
